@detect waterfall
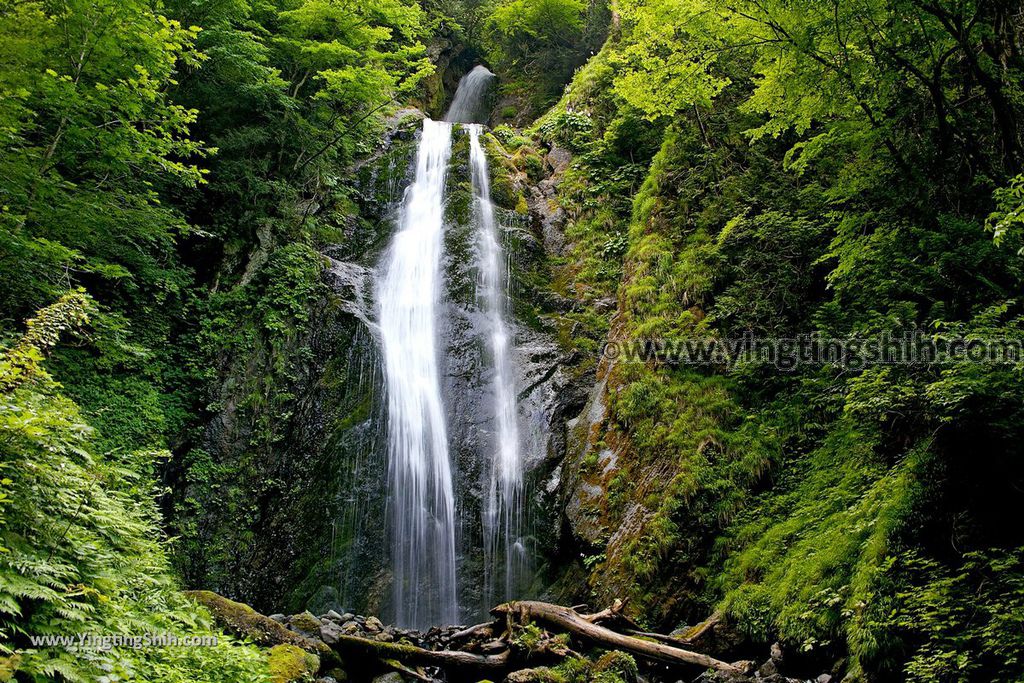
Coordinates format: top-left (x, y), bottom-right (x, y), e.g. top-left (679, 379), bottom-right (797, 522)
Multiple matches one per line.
top-left (446, 66), bottom-right (495, 124)
top-left (377, 119), bottom-right (458, 628)
top-left (378, 64), bottom-right (525, 627)
top-left (467, 125), bottom-right (527, 605)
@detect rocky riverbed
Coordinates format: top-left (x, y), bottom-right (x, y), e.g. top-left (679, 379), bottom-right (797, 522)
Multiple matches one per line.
top-left (189, 591), bottom-right (840, 683)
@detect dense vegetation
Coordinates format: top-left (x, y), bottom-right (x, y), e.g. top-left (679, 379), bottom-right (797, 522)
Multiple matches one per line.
top-left (0, 0), bottom-right (430, 678)
top-left (531, 0), bottom-right (1024, 680)
top-left (2, 0), bottom-right (1024, 680)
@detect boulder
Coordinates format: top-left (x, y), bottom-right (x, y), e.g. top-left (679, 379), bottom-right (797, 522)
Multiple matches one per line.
top-left (320, 621), bottom-right (343, 645)
top-left (594, 651), bottom-right (639, 683)
top-left (504, 667), bottom-right (562, 683)
top-left (546, 145), bottom-right (572, 175)
top-left (268, 644), bottom-right (320, 683)
top-left (184, 591), bottom-right (329, 656)
top-left (289, 611), bottom-right (323, 637)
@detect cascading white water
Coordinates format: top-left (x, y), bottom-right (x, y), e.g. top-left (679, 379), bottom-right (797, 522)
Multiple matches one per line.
top-left (446, 66), bottom-right (495, 124)
top-left (378, 65), bottom-right (527, 627)
top-left (468, 124), bottom-right (527, 604)
top-left (377, 119), bottom-right (458, 628)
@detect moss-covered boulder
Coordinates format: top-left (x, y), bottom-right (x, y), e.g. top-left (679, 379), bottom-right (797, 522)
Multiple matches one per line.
top-left (504, 667), bottom-right (564, 683)
top-left (268, 644), bottom-right (320, 683)
top-left (490, 173), bottom-right (521, 210)
top-left (592, 651), bottom-right (638, 683)
top-left (288, 611), bottom-right (323, 638)
top-left (184, 590), bottom-right (330, 657)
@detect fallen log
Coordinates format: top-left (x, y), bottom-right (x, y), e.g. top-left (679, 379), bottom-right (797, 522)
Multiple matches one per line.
top-left (449, 620), bottom-right (497, 644)
top-left (580, 598), bottom-right (627, 624)
top-left (330, 634), bottom-right (511, 672)
top-left (625, 629), bottom-right (694, 648)
top-left (190, 589), bottom-right (745, 679)
top-left (382, 658), bottom-right (432, 681)
top-left (493, 601), bottom-right (742, 674)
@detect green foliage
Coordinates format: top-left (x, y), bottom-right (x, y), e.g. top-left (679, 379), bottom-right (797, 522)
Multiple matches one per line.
top-left (171, 243), bottom-right (327, 589)
top-left (510, 622), bottom-right (547, 652)
top-left (717, 423), bottom-right (919, 651)
top-left (481, 0), bottom-right (608, 114)
top-left (546, 0), bottom-right (1024, 679)
top-left (0, 290), bottom-right (94, 393)
top-left (538, 111), bottom-right (594, 153)
top-left (0, 0), bottom-right (436, 666)
top-left (592, 650), bottom-right (638, 683)
top-left (0, 0), bottom-right (207, 322)
top-left (541, 650), bottom-right (637, 683)
top-left (0, 297), bottom-right (269, 682)
top-left (989, 173), bottom-right (1024, 252)
top-left (485, 0), bottom-right (585, 69)
top-left (881, 550), bottom-right (1024, 682)
top-left (4, 0), bottom-right (1024, 680)
top-left (267, 643), bottom-right (318, 683)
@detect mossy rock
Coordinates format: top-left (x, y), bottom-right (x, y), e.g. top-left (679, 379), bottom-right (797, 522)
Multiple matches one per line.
top-left (268, 644), bottom-right (320, 683)
top-left (395, 107), bottom-right (426, 131)
top-left (490, 175), bottom-right (519, 210)
top-left (512, 148), bottom-right (544, 182)
top-left (184, 590), bottom-right (330, 656)
top-left (289, 610), bottom-right (322, 635)
top-left (593, 651), bottom-right (638, 683)
top-left (445, 180), bottom-right (474, 225)
top-left (522, 154), bottom-right (544, 182)
top-left (504, 667), bottom-right (564, 683)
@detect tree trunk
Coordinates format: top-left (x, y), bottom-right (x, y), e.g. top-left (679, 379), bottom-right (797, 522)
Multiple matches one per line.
top-left (330, 635), bottom-right (511, 672)
top-left (493, 601), bottom-right (743, 674)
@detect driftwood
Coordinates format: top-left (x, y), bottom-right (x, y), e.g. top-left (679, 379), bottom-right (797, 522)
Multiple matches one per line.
top-left (331, 634), bottom-right (511, 672)
top-left (579, 597), bottom-right (628, 624)
top-left (316, 601), bottom-right (742, 680)
top-left (625, 629), bottom-right (693, 647)
top-left (325, 600), bottom-right (742, 678)
top-left (493, 601), bottom-right (742, 674)
top-left (449, 620), bottom-right (497, 644)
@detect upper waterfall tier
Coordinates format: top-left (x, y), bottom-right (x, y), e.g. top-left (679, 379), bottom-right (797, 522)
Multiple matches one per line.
top-left (445, 65), bottom-right (496, 124)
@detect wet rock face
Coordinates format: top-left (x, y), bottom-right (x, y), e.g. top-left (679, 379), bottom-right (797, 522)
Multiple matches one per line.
top-left (433, 127), bottom-right (584, 621)
top-left (188, 114), bottom-right (593, 623)
top-left (185, 114), bottom-right (421, 615)
top-left (440, 130), bottom-right (601, 606)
